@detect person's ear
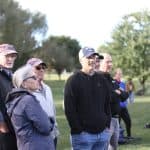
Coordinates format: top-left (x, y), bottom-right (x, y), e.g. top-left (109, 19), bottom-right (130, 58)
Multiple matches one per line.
top-left (21, 81), bottom-right (27, 89)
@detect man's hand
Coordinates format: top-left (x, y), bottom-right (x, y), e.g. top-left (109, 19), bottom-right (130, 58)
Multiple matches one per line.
top-left (115, 89), bottom-right (121, 95)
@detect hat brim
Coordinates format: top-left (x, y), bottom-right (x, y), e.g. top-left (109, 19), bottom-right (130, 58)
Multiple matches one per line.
top-left (85, 52), bottom-right (96, 58)
top-left (86, 52), bottom-right (103, 59)
top-left (40, 62), bottom-right (47, 67)
top-left (34, 62), bottom-right (47, 68)
top-left (93, 53), bottom-right (104, 59)
top-left (2, 50), bottom-right (18, 55)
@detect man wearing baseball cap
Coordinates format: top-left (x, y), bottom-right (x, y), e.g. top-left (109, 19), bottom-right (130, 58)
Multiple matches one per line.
top-left (64, 47), bottom-right (111, 150)
top-left (0, 44), bottom-right (18, 150)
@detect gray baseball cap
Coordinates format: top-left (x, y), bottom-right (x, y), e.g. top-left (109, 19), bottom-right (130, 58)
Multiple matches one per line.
top-left (79, 47), bottom-right (103, 59)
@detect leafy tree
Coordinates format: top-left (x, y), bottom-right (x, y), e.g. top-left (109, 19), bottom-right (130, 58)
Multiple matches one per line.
top-left (0, 0), bottom-right (48, 68)
top-left (39, 36), bottom-right (81, 79)
top-left (99, 10), bottom-right (150, 93)
top-left (49, 36), bottom-right (81, 68)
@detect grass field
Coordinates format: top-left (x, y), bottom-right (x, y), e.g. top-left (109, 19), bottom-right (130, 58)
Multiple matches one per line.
top-left (45, 76), bottom-right (150, 150)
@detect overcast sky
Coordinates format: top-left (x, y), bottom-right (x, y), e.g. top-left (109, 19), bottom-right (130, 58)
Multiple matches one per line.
top-left (15, 0), bottom-right (149, 49)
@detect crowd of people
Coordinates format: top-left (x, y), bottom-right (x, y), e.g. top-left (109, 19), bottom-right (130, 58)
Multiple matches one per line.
top-left (64, 47), bottom-right (135, 150)
top-left (0, 43), bottom-right (136, 150)
top-left (0, 43), bottom-right (58, 150)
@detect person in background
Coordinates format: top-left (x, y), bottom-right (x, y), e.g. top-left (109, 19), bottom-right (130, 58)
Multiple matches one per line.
top-left (0, 43), bottom-right (18, 150)
top-left (126, 78), bottom-right (135, 104)
top-left (99, 54), bottom-right (129, 150)
top-left (113, 68), bottom-right (133, 139)
top-left (64, 47), bottom-right (111, 150)
top-left (26, 58), bottom-right (59, 149)
top-left (94, 55), bottom-right (101, 72)
top-left (6, 65), bottom-right (55, 150)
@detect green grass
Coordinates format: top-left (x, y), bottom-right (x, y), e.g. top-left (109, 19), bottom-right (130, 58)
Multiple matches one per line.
top-left (119, 96), bottom-right (150, 150)
top-left (45, 79), bottom-right (71, 150)
top-left (45, 76), bottom-right (150, 150)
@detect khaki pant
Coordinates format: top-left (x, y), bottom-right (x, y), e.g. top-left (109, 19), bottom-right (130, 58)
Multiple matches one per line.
top-left (108, 118), bottom-right (119, 150)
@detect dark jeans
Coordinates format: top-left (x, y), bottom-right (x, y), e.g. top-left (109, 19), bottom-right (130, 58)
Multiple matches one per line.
top-left (0, 132), bottom-right (17, 150)
top-left (119, 107), bottom-right (131, 137)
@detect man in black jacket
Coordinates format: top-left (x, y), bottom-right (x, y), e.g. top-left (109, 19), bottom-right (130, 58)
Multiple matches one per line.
top-left (64, 47), bottom-right (111, 150)
top-left (99, 53), bottom-right (129, 150)
top-left (0, 44), bottom-right (18, 150)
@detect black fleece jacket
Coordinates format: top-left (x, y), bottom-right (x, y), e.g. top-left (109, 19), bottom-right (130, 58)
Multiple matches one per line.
top-left (0, 67), bottom-right (16, 135)
top-left (100, 72), bottom-right (129, 116)
top-left (64, 71), bottom-right (111, 134)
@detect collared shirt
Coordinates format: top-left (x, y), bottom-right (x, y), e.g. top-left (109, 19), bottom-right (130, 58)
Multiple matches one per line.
top-left (32, 81), bottom-right (59, 139)
top-left (32, 82), bottom-right (55, 117)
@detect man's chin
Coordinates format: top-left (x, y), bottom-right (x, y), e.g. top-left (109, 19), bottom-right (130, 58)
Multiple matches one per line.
top-left (5, 64), bottom-right (13, 69)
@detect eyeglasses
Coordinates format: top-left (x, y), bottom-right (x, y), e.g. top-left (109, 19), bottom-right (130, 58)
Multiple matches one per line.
top-left (35, 65), bottom-right (47, 70)
top-left (24, 76), bottom-right (37, 81)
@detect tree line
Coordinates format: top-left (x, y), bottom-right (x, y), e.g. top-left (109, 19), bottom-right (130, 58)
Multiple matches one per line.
top-left (0, 0), bottom-right (149, 93)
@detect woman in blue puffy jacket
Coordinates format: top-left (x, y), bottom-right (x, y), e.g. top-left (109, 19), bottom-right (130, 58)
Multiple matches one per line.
top-left (6, 65), bottom-right (55, 150)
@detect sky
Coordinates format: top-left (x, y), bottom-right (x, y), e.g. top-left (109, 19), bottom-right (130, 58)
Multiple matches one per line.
top-left (15, 0), bottom-right (149, 49)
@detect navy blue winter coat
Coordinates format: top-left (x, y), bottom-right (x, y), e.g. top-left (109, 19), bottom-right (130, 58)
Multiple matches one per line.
top-left (6, 88), bottom-right (55, 150)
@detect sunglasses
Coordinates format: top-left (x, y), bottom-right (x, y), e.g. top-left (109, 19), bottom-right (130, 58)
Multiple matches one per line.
top-left (35, 65), bottom-right (47, 70)
top-left (24, 76), bottom-right (37, 81)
